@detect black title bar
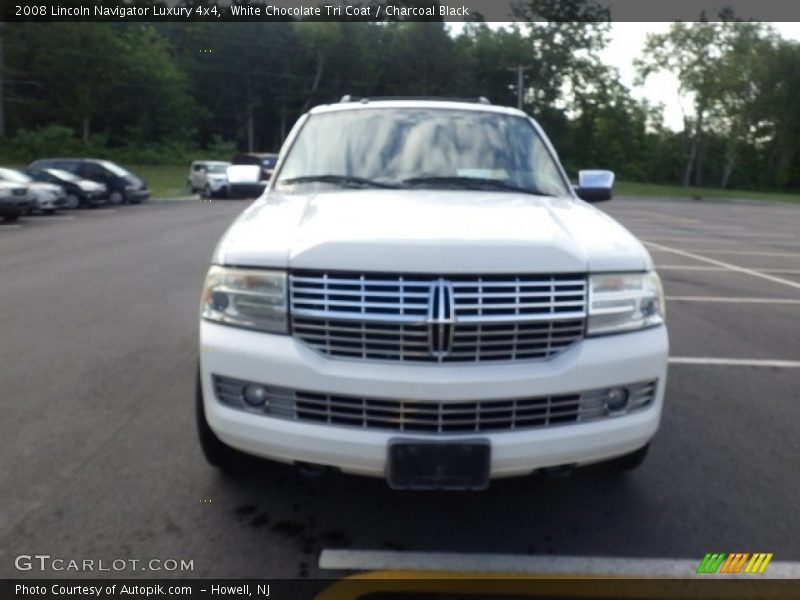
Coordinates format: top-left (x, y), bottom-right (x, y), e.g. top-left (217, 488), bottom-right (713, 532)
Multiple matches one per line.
top-left (5, 0), bottom-right (800, 23)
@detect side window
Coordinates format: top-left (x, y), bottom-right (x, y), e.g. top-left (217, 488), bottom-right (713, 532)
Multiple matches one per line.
top-left (82, 164), bottom-right (108, 181)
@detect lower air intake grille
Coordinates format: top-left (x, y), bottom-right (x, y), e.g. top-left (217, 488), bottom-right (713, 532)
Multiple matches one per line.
top-left (213, 376), bottom-right (657, 435)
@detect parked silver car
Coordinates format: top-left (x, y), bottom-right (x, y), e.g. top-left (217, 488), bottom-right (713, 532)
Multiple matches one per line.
top-left (0, 181), bottom-right (30, 221)
top-left (0, 168), bottom-right (65, 214)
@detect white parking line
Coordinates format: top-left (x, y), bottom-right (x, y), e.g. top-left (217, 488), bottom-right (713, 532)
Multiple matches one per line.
top-left (667, 296), bottom-right (800, 304)
top-left (645, 235), bottom-right (800, 244)
top-left (670, 357), bottom-right (800, 368)
top-left (319, 549), bottom-right (800, 578)
top-left (657, 265), bottom-right (800, 274)
top-left (657, 265), bottom-right (728, 271)
top-left (643, 241), bottom-right (800, 291)
top-left (683, 249), bottom-right (800, 257)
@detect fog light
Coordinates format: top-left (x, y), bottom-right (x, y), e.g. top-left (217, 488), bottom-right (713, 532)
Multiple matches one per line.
top-left (211, 291), bottom-right (229, 311)
top-left (606, 387), bottom-right (629, 413)
top-left (243, 384), bottom-right (269, 407)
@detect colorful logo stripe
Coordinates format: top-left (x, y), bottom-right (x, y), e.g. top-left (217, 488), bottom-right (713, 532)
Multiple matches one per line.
top-left (697, 553), bottom-right (773, 574)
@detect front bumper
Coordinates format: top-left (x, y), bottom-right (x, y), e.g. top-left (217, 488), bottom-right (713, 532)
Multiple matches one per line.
top-left (227, 183), bottom-right (266, 198)
top-left (125, 188), bottom-right (150, 203)
top-left (34, 194), bottom-right (66, 210)
top-left (200, 323), bottom-right (668, 479)
top-left (0, 198), bottom-right (30, 215)
top-left (207, 179), bottom-right (228, 194)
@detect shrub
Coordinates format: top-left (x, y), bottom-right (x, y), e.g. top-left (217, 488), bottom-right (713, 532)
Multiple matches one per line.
top-left (0, 127), bottom-right (238, 167)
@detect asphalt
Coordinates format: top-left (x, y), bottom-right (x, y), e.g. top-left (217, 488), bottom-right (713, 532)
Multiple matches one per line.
top-left (0, 196), bottom-right (798, 579)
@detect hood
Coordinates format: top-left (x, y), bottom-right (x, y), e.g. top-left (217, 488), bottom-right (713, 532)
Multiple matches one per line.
top-left (30, 182), bottom-right (64, 195)
top-left (125, 175), bottom-right (145, 188)
top-left (213, 190), bottom-right (651, 273)
top-left (0, 181), bottom-right (27, 195)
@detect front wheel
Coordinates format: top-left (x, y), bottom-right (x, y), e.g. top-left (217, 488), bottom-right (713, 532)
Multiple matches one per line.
top-left (108, 190), bottom-right (124, 205)
top-left (3, 213), bottom-right (19, 222)
top-left (196, 369), bottom-right (244, 471)
top-left (65, 194), bottom-right (80, 209)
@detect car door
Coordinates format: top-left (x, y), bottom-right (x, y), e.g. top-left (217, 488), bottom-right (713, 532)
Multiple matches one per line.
top-left (80, 163), bottom-right (112, 186)
top-left (190, 163), bottom-right (206, 189)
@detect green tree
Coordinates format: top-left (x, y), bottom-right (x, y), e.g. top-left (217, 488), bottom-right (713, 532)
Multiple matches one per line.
top-left (4, 23), bottom-right (195, 145)
top-left (635, 21), bottom-right (729, 187)
top-left (512, 0), bottom-right (612, 117)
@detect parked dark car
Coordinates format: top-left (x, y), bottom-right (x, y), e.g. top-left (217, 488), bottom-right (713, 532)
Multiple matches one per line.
top-left (29, 158), bottom-right (149, 205)
top-left (26, 168), bottom-right (108, 209)
top-left (0, 181), bottom-right (30, 221)
top-left (226, 152), bottom-right (278, 198)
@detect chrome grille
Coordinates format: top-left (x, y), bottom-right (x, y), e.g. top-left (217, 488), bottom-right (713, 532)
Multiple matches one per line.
top-left (213, 376), bottom-right (657, 434)
top-left (290, 271), bottom-right (587, 362)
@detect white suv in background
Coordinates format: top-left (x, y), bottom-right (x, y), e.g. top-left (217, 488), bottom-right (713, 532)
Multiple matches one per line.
top-left (188, 160), bottom-right (230, 197)
top-left (197, 98), bottom-right (669, 490)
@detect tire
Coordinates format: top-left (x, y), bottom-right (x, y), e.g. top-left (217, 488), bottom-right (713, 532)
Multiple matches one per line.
top-left (203, 184), bottom-right (212, 198)
top-left (108, 190), bottom-right (124, 205)
top-left (604, 444), bottom-right (650, 472)
top-left (44, 209), bottom-right (55, 215)
top-left (3, 213), bottom-right (19, 222)
top-left (196, 368), bottom-right (244, 470)
top-left (65, 194), bottom-right (80, 209)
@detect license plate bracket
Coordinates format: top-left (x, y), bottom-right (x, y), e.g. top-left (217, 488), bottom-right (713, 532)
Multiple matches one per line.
top-left (387, 439), bottom-right (491, 490)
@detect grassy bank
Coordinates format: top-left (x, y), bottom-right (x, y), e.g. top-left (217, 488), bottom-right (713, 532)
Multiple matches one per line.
top-left (616, 181), bottom-right (800, 205)
top-left (132, 164), bottom-right (189, 198)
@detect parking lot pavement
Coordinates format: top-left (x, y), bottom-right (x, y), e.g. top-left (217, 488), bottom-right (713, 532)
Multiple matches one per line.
top-left (0, 197), bottom-right (798, 579)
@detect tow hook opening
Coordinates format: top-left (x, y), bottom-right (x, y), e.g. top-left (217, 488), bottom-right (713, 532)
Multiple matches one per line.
top-left (542, 464), bottom-right (576, 478)
top-left (294, 461), bottom-right (339, 477)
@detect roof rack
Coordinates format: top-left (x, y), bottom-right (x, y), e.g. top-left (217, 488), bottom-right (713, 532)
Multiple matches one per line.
top-left (339, 95), bottom-right (491, 105)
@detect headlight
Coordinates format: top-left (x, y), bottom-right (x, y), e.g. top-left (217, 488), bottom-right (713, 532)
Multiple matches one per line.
top-left (587, 272), bottom-right (665, 336)
top-left (201, 266), bottom-right (287, 334)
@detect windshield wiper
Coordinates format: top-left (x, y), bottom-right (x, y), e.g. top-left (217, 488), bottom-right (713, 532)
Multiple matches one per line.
top-left (279, 174), bottom-right (398, 189)
top-left (401, 176), bottom-right (552, 196)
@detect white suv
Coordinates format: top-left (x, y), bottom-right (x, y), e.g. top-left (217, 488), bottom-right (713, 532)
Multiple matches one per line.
top-left (188, 160), bottom-right (230, 197)
top-left (197, 98), bottom-right (668, 490)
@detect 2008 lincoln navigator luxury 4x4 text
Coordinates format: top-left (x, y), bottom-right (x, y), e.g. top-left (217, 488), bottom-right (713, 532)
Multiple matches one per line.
top-left (197, 97), bottom-right (668, 490)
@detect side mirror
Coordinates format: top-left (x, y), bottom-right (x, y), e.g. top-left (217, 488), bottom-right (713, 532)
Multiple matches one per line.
top-left (575, 170), bottom-right (614, 202)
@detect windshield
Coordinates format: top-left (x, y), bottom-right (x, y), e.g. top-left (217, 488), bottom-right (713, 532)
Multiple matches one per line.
top-left (99, 160), bottom-right (131, 177)
top-left (47, 169), bottom-right (81, 182)
top-left (276, 108), bottom-right (570, 196)
top-left (0, 168), bottom-right (32, 183)
top-left (207, 163), bottom-right (229, 174)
